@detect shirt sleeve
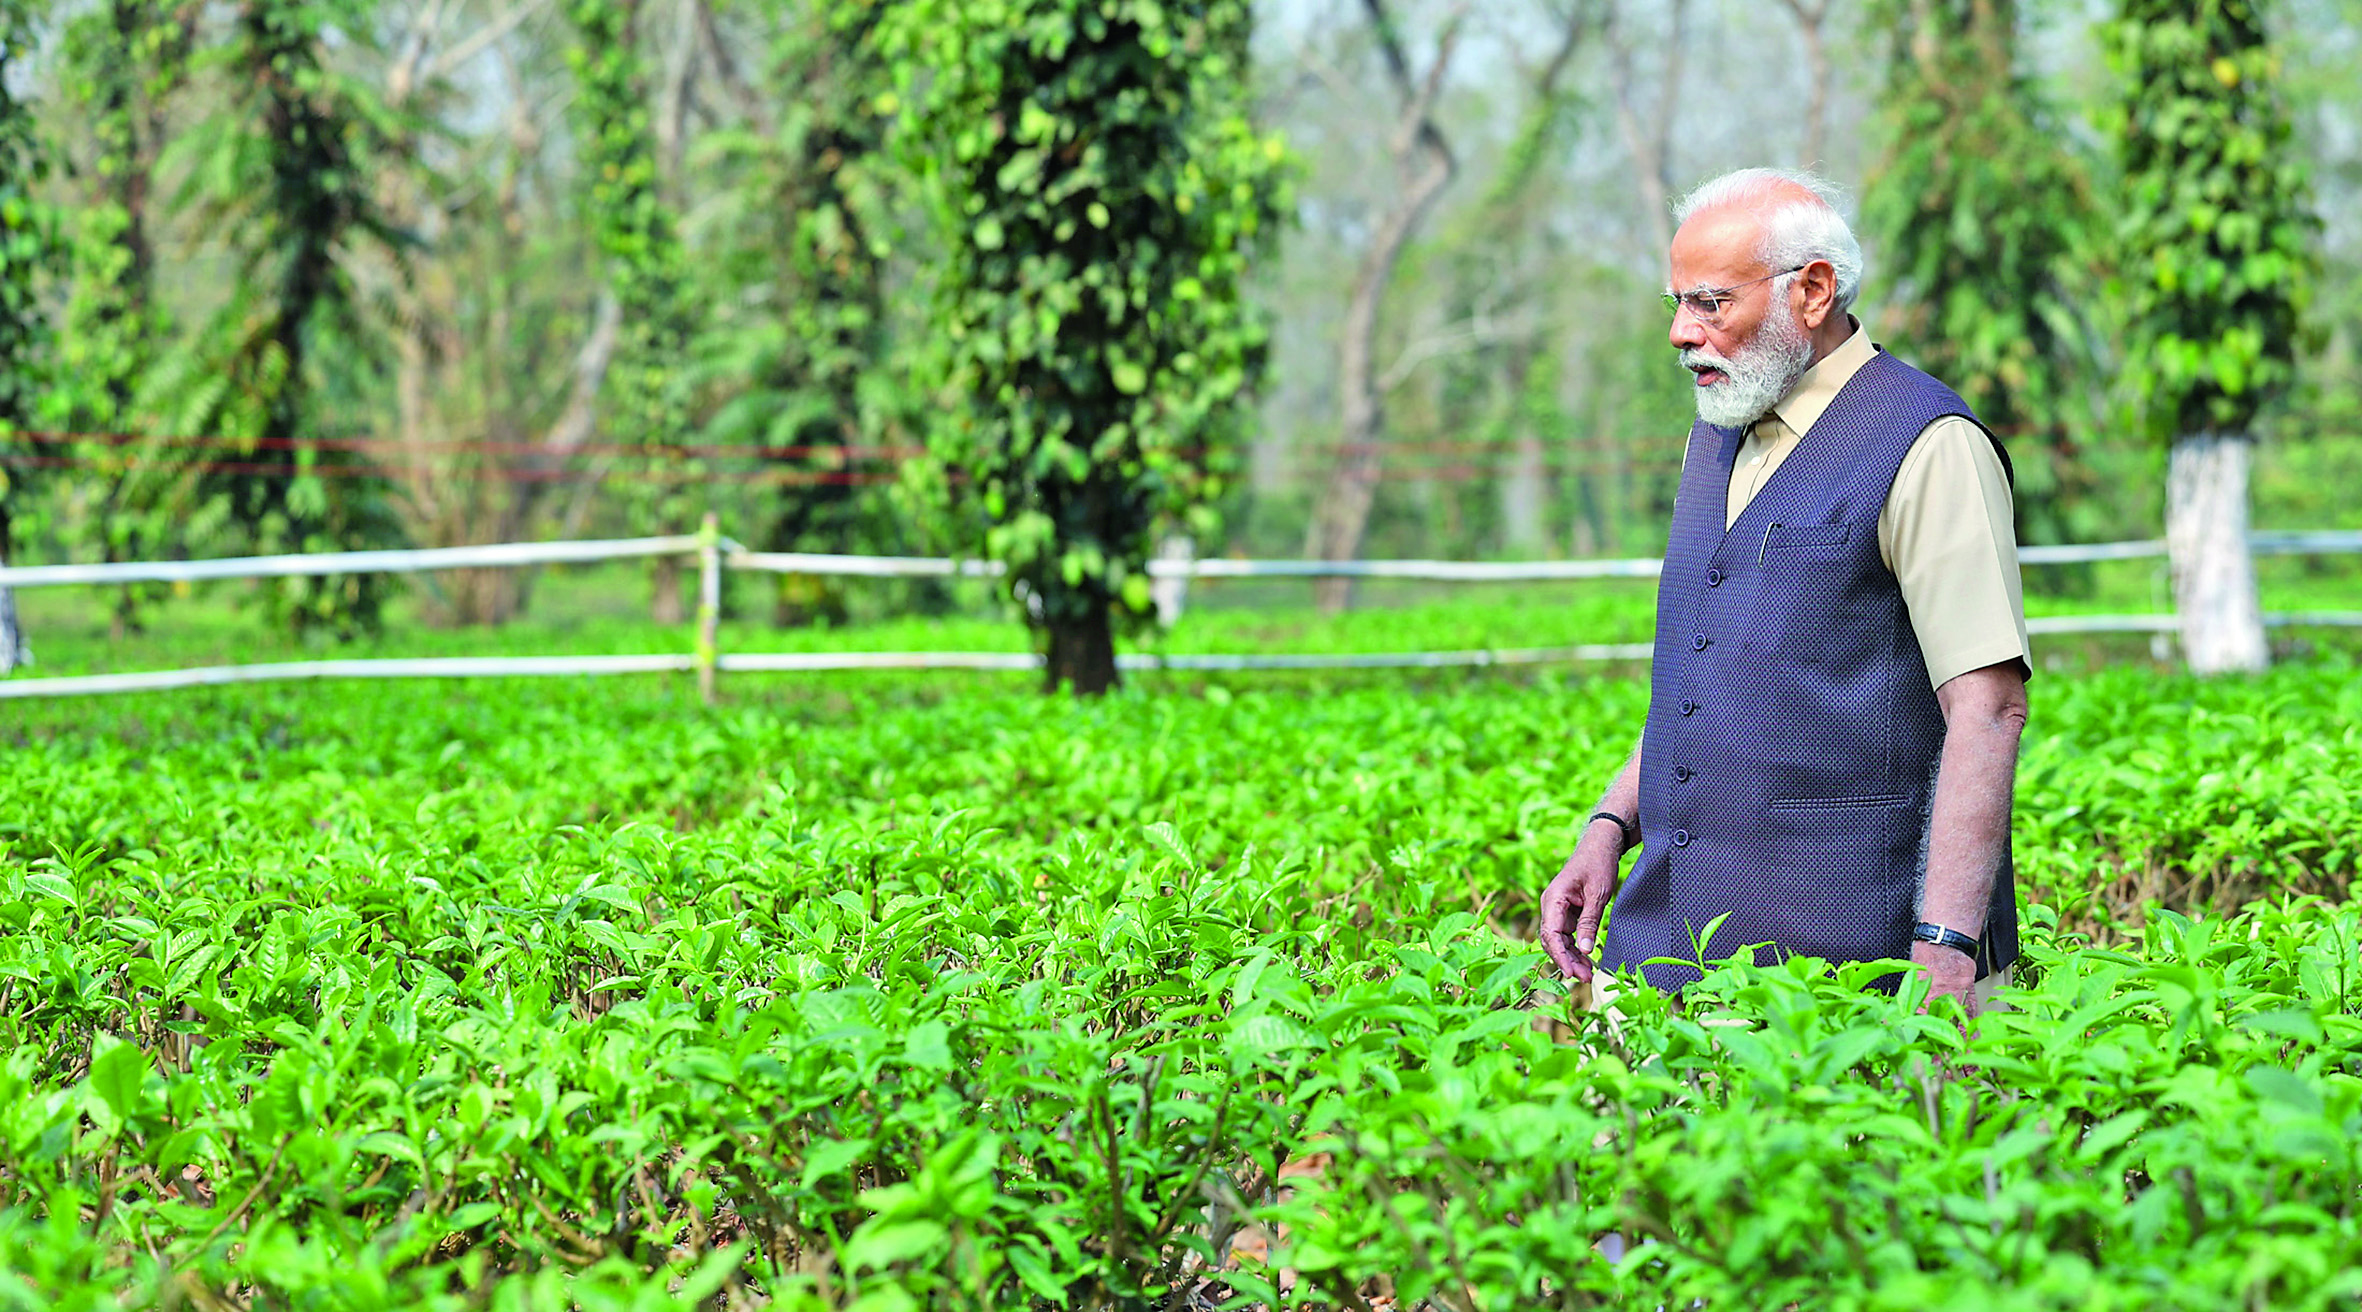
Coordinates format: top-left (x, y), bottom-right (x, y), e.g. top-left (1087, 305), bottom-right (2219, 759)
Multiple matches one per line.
top-left (1877, 416), bottom-right (2032, 690)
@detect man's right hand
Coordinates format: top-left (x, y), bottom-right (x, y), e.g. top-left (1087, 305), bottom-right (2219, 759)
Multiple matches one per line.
top-left (1539, 826), bottom-right (1624, 982)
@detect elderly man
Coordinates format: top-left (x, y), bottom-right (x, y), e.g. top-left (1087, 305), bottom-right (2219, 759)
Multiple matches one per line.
top-left (1538, 168), bottom-right (2031, 1014)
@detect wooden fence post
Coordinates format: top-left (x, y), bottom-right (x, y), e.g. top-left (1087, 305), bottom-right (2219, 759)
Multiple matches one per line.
top-left (696, 512), bottom-right (721, 705)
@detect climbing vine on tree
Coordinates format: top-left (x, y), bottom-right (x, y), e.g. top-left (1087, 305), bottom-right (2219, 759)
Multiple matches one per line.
top-left (883, 0), bottom-right (1288, 695)
top-left (138, 0), bottom-right (408, 637)
top-left (0, 0), bottom-right (52, 667)
top-left (46, 0), bottom-right (192, 625)
top-left (761, 6), bottom-right (898, 564)
top-left (689, 0), bottom-right (909, 624)
top-left (1861, 0), bottom-right (2105, 548)
top-left (567, 0), bottom-right (697, 621)
top-left (0, 0), bottom-right (48, 444)
top-left (2107, 0), bottom-right (2315, 673)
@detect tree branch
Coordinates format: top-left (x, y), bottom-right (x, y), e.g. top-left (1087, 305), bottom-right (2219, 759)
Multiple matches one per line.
top-left (1604, 0), bottom-right (1686, 255)
top-left (527, 289), bottom-right (627, 544)
top-left (1306, 1), bottom-right (1471, 605)
top-left (655, 0), bottom-right (700, 195)
top-left (1775, 0), bottom-right (1831, 166)
top-left (1377, 310), bottom-right (1542, 394)
top-left (424, 0), bottom-right (553, 86)
top-left (387, 0), bottom-right (451, 108)
top-left (692, 0), bottom-right (772, 136)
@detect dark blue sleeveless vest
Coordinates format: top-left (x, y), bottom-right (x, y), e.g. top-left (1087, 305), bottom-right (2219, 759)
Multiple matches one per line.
top-left (1598, 347), bottom-right (2019, 992)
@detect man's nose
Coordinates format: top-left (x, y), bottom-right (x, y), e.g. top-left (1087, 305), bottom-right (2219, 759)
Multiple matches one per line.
top-left (1669, 308), bottom-right (1706, 351)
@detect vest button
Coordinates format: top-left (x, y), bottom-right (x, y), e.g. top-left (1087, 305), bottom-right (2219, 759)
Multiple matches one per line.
top-left (1691, 633), bottom-right (1709, 651)
top-left (1706, 568), bottom-right (1724, 586)
top-left (1674, 765), bottom-right (1693, 782)
top-left (1680, 699), bottom-right (1699, 716)
top-left (1672, 828), bottom-right (1692, 847)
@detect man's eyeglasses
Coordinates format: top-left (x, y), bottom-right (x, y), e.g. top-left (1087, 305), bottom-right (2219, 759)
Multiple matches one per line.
top-left (1662, 265), bottom-right (1807, 326)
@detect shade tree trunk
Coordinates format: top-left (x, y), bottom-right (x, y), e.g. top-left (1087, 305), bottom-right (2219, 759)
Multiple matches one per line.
top-left (2166, 432), bottom-right (2267, 673)
top-left (1304, 0), bottom-right (1466, 615)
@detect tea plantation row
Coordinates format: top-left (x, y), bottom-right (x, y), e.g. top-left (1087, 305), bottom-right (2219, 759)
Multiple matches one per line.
top-left (1, 659), bottom-right (2358, 1309)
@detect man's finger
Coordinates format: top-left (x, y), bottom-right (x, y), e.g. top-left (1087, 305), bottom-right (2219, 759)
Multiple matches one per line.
top-left (1538, 888), bottom-right (1591, 982)
top-left (1538, 887), bottom-right (1570, 934)
top-left (1574, 904), bottom-right (1605, 956)
top-left (1539, 915), bottom-right (1582, 978)
top-left (1566, 893), bottom-right (1605, 981)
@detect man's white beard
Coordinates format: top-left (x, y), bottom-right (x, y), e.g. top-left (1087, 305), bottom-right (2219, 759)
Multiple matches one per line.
top-left (1681, 300), bottom-right (1814, 429)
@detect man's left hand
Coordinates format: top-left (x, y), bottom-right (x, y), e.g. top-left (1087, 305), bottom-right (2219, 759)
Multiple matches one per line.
top-left (1911, 940), bottom-right (1979, 1018)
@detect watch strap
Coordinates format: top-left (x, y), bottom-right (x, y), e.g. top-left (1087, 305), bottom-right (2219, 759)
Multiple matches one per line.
top-left (1910, 921), bottom-right (1982, 961)
top-left (1586, 810), bottom-right (1639, 849)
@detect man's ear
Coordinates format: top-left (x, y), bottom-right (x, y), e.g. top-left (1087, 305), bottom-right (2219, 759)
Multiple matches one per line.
top-left (1795, 259), bottom-right (1838, 330)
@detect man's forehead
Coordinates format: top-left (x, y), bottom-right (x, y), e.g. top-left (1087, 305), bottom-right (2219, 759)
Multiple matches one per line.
top-left (1667, 206), bottom-right (1767, 287)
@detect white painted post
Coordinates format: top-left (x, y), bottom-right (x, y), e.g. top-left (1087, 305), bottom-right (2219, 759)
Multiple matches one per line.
top-left (1151, 534), bottom-right (1193, 626)
top-left (696, 513), bottom-right (721, 705)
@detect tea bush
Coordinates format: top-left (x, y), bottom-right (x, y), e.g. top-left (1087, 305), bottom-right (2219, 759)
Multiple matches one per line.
top-left (0, 655), bottom-right (2356, 1308)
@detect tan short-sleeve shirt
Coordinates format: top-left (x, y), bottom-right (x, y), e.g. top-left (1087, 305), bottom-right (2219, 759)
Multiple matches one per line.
top-left (1723, 324), bottom-right (2031, 690)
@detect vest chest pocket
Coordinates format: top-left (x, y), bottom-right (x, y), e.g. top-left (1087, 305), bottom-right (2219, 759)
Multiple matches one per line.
top-left (1741, 520), bottom-right (1875, 664)
top-left (1757, 520), bottom-right (1852, 557)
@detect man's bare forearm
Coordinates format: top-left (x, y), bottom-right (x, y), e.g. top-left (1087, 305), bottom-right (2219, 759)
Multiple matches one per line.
top-left (1919, 665), bottom-right (2029, 936)
top-left (1593, 739), bottom-right (1643, 838)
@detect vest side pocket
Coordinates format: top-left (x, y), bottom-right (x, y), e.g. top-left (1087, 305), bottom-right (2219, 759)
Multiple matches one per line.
top-left (1735, 794), bottom-right (1922, 967)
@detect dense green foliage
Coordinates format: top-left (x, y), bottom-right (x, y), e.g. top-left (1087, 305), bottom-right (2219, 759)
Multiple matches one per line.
top-left (46, 0), bottom-right (171, 445)
top-left (0, 0), bottom-right (53, 669)
top-left (133, 0), bottom-right (408, 635)
top-left (1, 658), bottom-right (2357, 1306)
top-left (1862, 0), bottom-right (2114, 546)
top-left (0, 0), bottom-right (49, 446)
top-left (691, 4), bottom-right (904, 566)
top-left (568, 0), bottom-right (697, 551)
top-left (884, 0), bottom-right (1287, 692)
top-left (2108, 0), bottom-right (2315, 439)
top-left (39, 0), bottom-right (189, 593)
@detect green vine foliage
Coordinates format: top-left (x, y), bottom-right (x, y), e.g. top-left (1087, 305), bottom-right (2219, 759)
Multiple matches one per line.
top-left (0, 0), bottom-right (53, 474)
top-left (136, 0), bottom-right (410, 637)
top-left (1859, 0), bottom-right (2113, 546)
top-left (40, 0), bottom-right (190, 591)
top-left (883, 0), bottom-right (1288, 693)
top-left (688, 1), bottom-right (912, 575)
top-left (2106, 0), bottom-right (2316, 442)
top-left (566, 0), bottom-right (697, 536)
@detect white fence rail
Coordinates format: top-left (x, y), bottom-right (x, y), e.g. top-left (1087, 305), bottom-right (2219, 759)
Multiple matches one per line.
top-left (11, 529), bottom-right (2360, 591)
top-left (0, 526), bottom-right (2355, 700)
top-left (0, 536), bottom-right (702, 588)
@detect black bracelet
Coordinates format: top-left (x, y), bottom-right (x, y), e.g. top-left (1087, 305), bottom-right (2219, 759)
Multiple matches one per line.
top-left (1586, 810), bottom-right (1639, 849)
top-left (1910, 921), bottom-right (1982, 961)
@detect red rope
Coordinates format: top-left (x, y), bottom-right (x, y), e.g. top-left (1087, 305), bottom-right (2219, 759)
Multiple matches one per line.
top-left (2, 428), bottom-right (928, 462)
top-left (2, 453), bottom-right (896, 486)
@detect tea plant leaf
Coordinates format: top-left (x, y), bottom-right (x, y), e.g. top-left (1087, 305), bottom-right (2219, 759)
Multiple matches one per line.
top-left (1142, 821), bottom-right (1196, 871)
top-left (842, 1218), bottom-right (949, 1273)
top-left (84, 1036), bottom-right (144, 1131)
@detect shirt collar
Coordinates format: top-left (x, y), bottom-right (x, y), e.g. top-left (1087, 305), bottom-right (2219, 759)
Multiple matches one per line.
top-left (1767, 317), bottom-right (1873, 439)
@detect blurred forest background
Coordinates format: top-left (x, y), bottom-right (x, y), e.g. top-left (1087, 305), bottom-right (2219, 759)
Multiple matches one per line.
top-left (0, 0), bottom-right (2356, 647)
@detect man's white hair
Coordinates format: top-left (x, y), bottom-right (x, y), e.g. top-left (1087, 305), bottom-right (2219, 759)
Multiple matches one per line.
top-left (1671, 167), bottom-right (1864, 313)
